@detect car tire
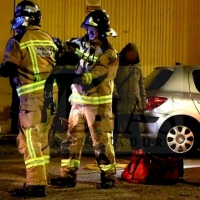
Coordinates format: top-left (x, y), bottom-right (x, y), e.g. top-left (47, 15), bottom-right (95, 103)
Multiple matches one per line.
top-left (158, 116), bottom-right (199, 155)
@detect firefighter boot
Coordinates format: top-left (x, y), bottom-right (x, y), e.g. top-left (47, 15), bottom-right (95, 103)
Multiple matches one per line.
top-left (48, 173), bottom-right (77, 188)
top-left (97, 171), bottom-right (115, 189)
top-left (9, 184), bottom-right (46, 198)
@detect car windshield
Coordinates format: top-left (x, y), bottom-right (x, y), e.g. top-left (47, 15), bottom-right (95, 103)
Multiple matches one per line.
top-left (144, 68), bottom-right (174, 91)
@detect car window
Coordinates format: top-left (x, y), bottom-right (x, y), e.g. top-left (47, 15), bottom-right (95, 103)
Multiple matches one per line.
top-left (192, 69), bottom-right (200, 92)
top-left (144, 68), bottom-right (174, 91)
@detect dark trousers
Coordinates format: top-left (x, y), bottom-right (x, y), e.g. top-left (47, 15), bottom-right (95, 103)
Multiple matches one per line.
top-left (113, 114), bottom-right (142, 150)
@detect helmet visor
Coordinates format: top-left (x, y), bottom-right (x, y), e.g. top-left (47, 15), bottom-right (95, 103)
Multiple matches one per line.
top-left (11, 17), bottom-right (25, 30)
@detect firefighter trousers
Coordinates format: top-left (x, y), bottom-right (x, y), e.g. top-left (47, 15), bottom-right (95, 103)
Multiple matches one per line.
top-left (60, 103), bottom-right (116, 178)
top-left (17, 96), bottom-right (56, 186)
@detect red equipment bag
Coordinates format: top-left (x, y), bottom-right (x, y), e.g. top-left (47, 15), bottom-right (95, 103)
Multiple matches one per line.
top-left (121, 149), bottom-right (183, 185)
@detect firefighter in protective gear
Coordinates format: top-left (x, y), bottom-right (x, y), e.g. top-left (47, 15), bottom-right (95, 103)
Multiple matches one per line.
top-left (49, 9), bottom-right (119, 189)
top-left (0, 1), bottom-right (58, 197)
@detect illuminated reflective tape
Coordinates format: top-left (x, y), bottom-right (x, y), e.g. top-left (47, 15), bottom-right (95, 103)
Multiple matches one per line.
top-left (25, 157), bottom-right (45, 169)
top-left (29, 45), bottom-right (40, 81)
top-left (19, 40), bottom-right (57, 85)
top-left (25, 128), bottom-right (36, 159)
top-left (99, 163), bottom-right (116, 172)
top-left (20, 40), bottom-right (57, 50)
top-left (61, 159), bottom-right (80, 168)
top-left (83, 73), bottom-right (92, 84)
top-left (75, 48), bottom-right (98, 63)
top-left (43, 155), bottom-right (50, 164)
top-left (69, 93), bottom-right (112, 104)
top-left (16, 80), bottom-right (57, 97)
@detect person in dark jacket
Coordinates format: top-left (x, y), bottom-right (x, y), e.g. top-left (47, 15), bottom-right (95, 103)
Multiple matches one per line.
top-left (113, 43), bottom-right (146, 150)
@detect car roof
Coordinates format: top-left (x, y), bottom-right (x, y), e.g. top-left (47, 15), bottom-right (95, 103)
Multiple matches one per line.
top-left (154, 65), bottom-right (200, 70)
top-left (145, 65), bottom-right (200, 91)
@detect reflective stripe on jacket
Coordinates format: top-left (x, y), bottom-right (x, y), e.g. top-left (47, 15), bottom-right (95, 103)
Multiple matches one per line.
top-left (19, 39), bottom-right (57, 82)
top-left (69, 93), bottom-right (113, 105)
top-left (2, 26), bottom-right (58, 97)
top-left (67, 36), bottom-right (119, 105)
top-left (16, 80), bottom-right (57, 97)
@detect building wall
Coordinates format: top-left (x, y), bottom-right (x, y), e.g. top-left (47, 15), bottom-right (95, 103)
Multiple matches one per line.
top-left (0, 1), bottom-right (14, 134)
top-left (3, 0), bottom-right (200, 74)
top-left (0, 0), bottom-right (200, 133)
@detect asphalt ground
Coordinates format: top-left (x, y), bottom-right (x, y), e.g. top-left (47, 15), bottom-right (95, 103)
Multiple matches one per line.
top-left (0, 133), bottom-right (200, 200)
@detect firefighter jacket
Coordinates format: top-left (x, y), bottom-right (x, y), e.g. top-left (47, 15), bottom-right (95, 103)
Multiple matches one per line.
top-left (0, 25), bottom-right (58, 98)
top-left (65, 35), bottom-right (119, 105)
top-left (114, 43), bottom-right (146, 114)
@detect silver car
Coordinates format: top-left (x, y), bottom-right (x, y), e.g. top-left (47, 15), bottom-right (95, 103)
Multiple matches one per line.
top-left (140, 65), bottom-right (200, 154)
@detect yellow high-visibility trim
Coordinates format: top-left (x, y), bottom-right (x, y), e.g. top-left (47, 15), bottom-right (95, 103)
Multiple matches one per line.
top-left (29, 45), bottom-right (41, 81)
top-left (43, 155), bottom-right (50, 164)
top-left (61, 159), bottom-right (80, 168)
top-left (19, 40), bottom-right (57, 83)
top-left (83, 73), bottom-right (92, 84)
top-left (25, 128), bottom-right (36, 159)
top-left (16, 80), bottom-right (57, 97)
top-left (20, 40), bottom-right (57, 50)
top-left (75, 48), bottom-right (98, 63)
top-left (25, 157), bottom-right (45, 169)
top-left (99, 163), bottom-right (116, 172)
top-left (69, 93), bottom-right (112, 105)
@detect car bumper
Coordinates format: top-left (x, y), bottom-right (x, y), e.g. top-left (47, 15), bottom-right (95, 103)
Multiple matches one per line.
top-left (139, 113), bottom-right (161, 139)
